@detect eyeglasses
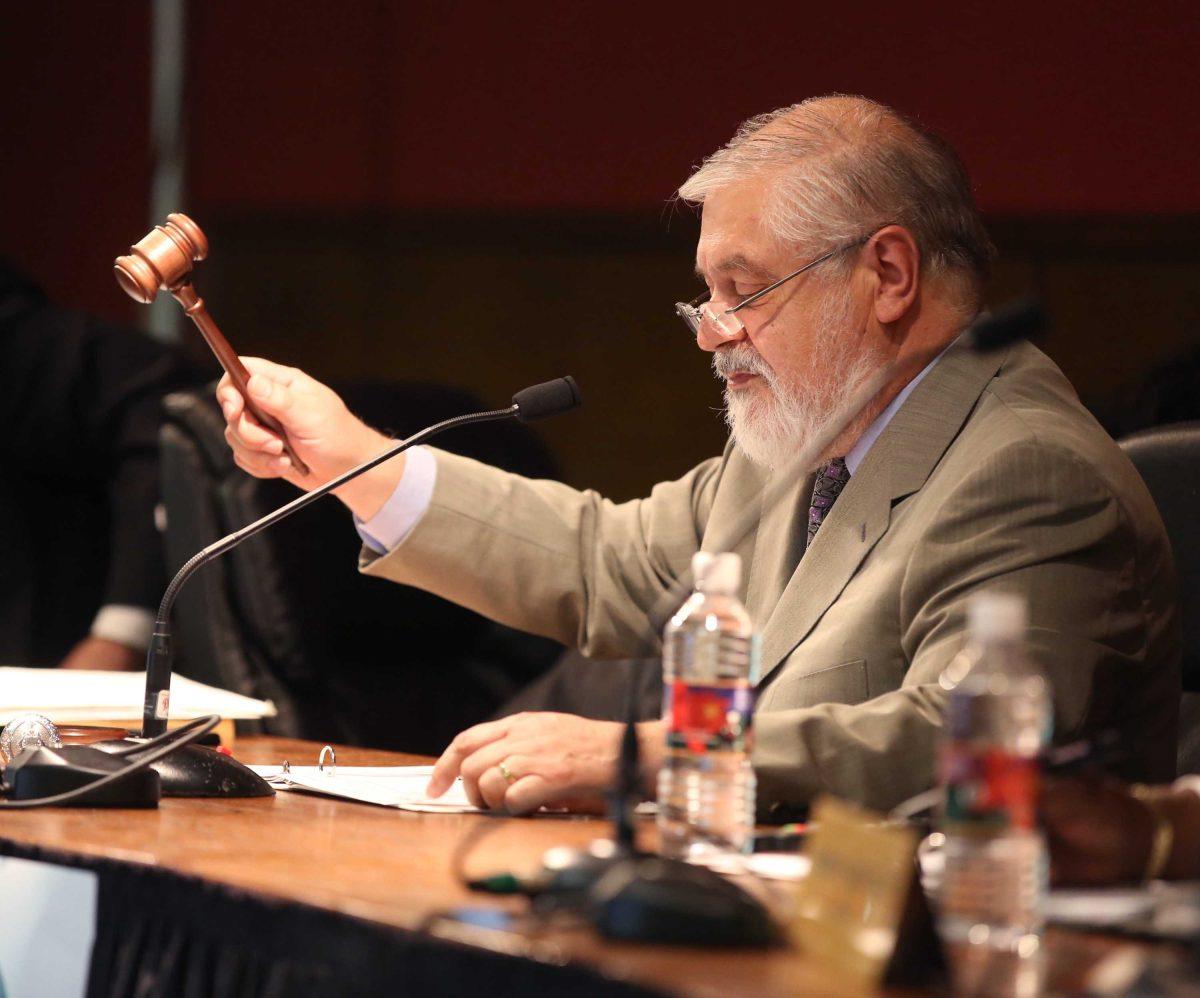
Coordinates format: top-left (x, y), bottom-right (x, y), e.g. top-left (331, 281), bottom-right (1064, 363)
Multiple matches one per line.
top-left (674, 231), bottom-right (877, 340)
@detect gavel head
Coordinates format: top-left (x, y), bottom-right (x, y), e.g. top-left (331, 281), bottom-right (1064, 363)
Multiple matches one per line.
top-left (113, 213), bottom-right (209, 303)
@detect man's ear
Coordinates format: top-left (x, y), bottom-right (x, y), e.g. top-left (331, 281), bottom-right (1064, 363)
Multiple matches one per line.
top-left (865, 225), bottom-right (920, 325)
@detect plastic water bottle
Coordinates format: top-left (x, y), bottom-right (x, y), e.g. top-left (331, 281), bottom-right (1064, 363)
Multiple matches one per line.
top-left (936, 592), bottom-right (1051, 998)
top-left (657, 551), bottom-right (758, 870)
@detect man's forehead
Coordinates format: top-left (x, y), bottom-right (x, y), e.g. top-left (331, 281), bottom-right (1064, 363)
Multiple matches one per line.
top-left (695, 226), bottom-right (778, 281)
top-left (693, 250), bottom-right (775, 281)
top-left (694, 178), bottom-right (778, 279)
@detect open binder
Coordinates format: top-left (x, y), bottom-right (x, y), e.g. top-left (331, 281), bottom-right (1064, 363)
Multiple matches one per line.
top-left (248, 746), bottom-right (477, 812)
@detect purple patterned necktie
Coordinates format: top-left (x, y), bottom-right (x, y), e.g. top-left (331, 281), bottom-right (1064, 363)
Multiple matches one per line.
top-left (806, 457), bottom-right (851, 550)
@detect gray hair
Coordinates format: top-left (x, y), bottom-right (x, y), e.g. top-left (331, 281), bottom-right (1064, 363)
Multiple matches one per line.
top-left (677, 95), bottom-right (995, 308)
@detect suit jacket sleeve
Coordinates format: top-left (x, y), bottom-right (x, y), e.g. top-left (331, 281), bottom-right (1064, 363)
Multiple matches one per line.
top-left (752, 438), bottom-right (1175, 815)
top-left (360, 448), bottom-right (727, 658)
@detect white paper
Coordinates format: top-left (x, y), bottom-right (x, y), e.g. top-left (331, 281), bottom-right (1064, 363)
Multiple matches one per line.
top-left (0, 667), bottom-right (276, 723)
top-left (247, 764), bottom-right (477, 812)
top-left (742, 853), bottom-right (812, 881)
top-left (1046, 883), bottom-right (1200, 937)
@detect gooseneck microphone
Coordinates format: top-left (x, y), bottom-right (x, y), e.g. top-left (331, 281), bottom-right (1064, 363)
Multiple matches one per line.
top-left (512, 376), bottom-right (582, 421)
top-left (122, 377), bottom-right (581, 796)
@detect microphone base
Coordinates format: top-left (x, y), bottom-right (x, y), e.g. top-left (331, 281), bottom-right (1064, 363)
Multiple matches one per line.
top-left (536, 837), bottom-right (631, 908)
top-left (92, 738), bottom-right (274, 798)
top-left (589, 854), bottom-right (776, 947)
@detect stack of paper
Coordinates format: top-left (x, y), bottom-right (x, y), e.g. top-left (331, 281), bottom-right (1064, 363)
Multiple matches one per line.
top-left (0, 667), bottom-right (276, 725)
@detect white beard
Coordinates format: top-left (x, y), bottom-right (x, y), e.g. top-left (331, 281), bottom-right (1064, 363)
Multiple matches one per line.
top-left (714, 289), bottom-right (880, 473)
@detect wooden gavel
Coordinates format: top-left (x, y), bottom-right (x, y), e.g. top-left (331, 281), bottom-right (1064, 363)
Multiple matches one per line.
top-left (114, 213), bottom-right (310, 476)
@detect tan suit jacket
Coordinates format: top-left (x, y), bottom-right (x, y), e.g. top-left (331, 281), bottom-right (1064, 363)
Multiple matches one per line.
top-left (363, 339), bottom-right (1180, 814)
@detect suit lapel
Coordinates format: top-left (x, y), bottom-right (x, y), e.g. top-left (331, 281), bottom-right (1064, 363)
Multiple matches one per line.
top-left (757, 339), bottom-right (1010, 683)
top-left (757, 458), bottom-right (894, 682)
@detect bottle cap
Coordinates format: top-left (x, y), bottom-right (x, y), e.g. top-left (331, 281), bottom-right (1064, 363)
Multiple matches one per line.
top-left (692, 551), bottom-right (741, 595)
top-left (967, 591), bottom-right (1027, 642)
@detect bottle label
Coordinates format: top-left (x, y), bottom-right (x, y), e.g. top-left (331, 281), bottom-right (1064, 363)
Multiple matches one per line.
top-left (940, 743), bottom-right (1039, 831)
top-left (663, 681), bottom-right (754, 754)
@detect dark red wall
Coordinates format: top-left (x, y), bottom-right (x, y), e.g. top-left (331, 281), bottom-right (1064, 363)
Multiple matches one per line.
top-left (1, 4), bottom-right (150, 320)
top-left (3, 1), bottom-right (1198, 320)
top-left (187, 3), bottom-right (1200, 214)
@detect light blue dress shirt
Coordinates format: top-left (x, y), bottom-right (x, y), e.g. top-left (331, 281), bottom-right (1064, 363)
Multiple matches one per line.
top-left (844, 349), bottom-right (943, 475)
top-left (354, 444), bottom-right (438, 554)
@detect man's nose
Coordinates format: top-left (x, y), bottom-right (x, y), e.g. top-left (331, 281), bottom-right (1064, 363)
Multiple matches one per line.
top-left (695, 312), bottom-right (747, 353)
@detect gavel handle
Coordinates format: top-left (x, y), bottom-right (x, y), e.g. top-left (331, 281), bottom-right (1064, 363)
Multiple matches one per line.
top-left (169, 284), bottom-right (311, 477)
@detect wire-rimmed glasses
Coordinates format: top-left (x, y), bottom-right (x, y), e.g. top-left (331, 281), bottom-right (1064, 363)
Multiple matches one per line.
top-left (674, 230), bottom-right (881, 340)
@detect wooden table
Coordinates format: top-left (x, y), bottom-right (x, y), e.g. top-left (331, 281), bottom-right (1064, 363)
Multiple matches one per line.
top-left (0, 737), bottom-right (1172, 996)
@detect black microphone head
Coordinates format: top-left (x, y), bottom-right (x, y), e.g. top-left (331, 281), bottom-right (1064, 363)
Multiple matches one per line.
top-left (967, 298), bottom-right (1048, 352)
top-left (513, 376), bottom-right (582, 422)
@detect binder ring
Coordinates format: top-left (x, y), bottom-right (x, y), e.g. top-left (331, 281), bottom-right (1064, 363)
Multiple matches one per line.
top-left (318, 745), bottom-right (336, 775)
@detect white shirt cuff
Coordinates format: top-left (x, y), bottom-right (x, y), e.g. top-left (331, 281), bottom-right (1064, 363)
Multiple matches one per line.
top-left (1172, 774), bottom-right (1200, 799)
top-left (90, 605), bottom-right (156, 652)
top-left (354, 445), bottom-right (438, 554)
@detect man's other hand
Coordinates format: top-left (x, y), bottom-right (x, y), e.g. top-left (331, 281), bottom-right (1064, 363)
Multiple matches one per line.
top-left (1042, 774), bottom-right (1156, 885)
top-left (427, 712), bottom-right (665, 814)
top-left (59, 636), bottom-right (142, 671)
top-left (216, 358), bottom-right (402, 520)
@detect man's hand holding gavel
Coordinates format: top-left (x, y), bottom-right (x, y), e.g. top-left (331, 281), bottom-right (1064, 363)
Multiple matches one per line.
top-left (216, 358), bottom-right (403, 522)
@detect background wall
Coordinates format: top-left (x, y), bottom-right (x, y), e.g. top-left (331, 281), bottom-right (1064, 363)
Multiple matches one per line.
top-left (3, 1), bottom-right (1198, 497)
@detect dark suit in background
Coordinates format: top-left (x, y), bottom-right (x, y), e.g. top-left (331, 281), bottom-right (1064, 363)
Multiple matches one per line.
top-left (0, 262), bottom-right (200, 665)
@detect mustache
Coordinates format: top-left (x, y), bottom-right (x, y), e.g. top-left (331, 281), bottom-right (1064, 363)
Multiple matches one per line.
top-left (712, 345), bottom-right (776, 382)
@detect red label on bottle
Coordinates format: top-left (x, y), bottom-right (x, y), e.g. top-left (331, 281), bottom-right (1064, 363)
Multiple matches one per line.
top-left (664, 681), bottom-right (754, 754)
top-left (941, 743), bottom-right (1040, 831)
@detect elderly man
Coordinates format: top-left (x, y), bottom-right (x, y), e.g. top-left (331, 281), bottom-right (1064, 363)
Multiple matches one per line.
top-left (218, 95), bottom-right (1179, 817)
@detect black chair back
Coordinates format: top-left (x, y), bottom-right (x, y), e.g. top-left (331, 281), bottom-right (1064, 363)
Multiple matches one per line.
top-left (1120, 422), bottom-right (1200, 774)
top-left (1119, 422), bottom-right (1200, 690)
top-left (159, 381), bottom-right (562, 752)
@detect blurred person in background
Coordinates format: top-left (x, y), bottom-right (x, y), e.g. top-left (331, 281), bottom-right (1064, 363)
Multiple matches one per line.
top-left (0, 260), bottom-right (200, 670)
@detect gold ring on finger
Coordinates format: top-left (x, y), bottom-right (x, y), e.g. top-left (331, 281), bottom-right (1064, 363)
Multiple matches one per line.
top-left (498, 760), bottom-right (517, 785)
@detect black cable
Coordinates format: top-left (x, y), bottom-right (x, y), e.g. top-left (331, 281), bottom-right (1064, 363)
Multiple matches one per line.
top-left (609, 660), bottom-right (647, 854)
top-left (100, 719), bottom-right (226, 758)
top-left (452, 812), bottom-right (531, 895)
top-left (0, 714), bottom-right (219, 808)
